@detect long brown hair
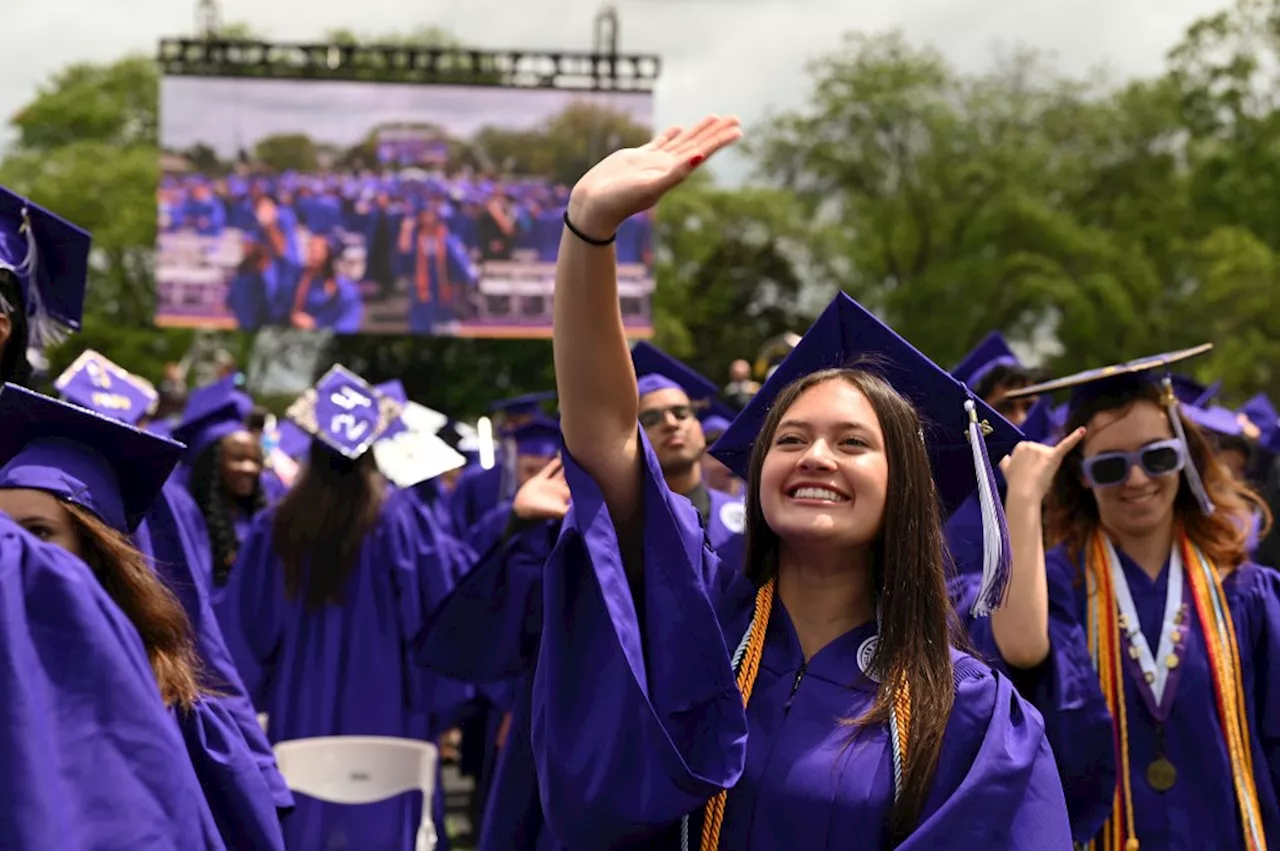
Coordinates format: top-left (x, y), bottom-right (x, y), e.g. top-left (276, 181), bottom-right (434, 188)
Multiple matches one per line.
top-left (743, 367), bottom-right (960, 843)
top-left (65, 503), bottom-right (203, 709)
top-left (272, 439), bottom-right (386, 609)
top-left (1046, 381), bottom-right (1273, 569)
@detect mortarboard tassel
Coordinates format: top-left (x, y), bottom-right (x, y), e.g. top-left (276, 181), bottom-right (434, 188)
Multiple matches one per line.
top-left (8, 208), bottom-right (71, 352)
top-left (1162, 376), bottom-right (1215, 517)
top-left (965, 399), bottom-right (1013, 617)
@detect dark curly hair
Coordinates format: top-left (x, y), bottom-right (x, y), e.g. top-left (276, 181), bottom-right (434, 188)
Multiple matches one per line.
top-left (188, 437), bottom-right (267, 585)
top-left (0, 270), bottom-right (32, 387)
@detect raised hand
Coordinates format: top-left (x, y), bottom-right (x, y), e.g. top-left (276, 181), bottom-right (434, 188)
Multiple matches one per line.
top-left (1000, 427), bottom-right (1087, 505)
top-left (567, 115), bottom-right (743, 239)
top-left (513, 457), bottom-right (571, 521)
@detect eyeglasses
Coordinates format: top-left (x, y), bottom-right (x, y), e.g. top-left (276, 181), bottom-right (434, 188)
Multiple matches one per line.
top-left (1081, 439), bottom-right (1186, 488)
top-left (639, 404), bottom-right (694, 429)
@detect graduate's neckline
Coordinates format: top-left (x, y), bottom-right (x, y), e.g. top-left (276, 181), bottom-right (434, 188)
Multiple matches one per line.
top-left (769, 601), bottom-right (880, 689)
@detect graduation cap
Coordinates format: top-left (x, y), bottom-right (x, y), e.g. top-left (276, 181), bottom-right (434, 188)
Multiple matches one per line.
top-left (699, 401), bottom-right (738, 440)
top-left (489, 391), bottom-right (556, 419)
top-left (286, 365), bottom-right (403, 461)
top-left (951, 331), bottom-right (1022, 393)
top-left (54, 350), bottom-right (158, 427)
top-left (171, 374), bottom-right (255, 461)
top-left (631, 341), bottom-right (719, 401)
top-left (0, 186), bottom-right (92, 350)
top-left (1006, 343), bottom-right (1216, 514)
top-left (510, 417), bottom-right (562, 458)
top-left (1241, 393), bottom-right (1279, 452)
top-left (1181, 403), bottom-right (1243, 439)
top-left (710, 292), bottom-right (1024, 616)
top-left (1169, 374), bottom-right (1221, 407)
top-left (0, 383), bottom-right (183, 533)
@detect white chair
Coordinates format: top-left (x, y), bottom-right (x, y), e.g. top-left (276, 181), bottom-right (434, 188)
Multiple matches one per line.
top-left (273, 736), bottom-right (439, 851)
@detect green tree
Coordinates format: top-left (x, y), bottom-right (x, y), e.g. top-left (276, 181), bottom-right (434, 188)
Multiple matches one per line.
top-left (253, 133), bottom-right (320, 172)
top-left (651, 175), bottom-right (813, 382)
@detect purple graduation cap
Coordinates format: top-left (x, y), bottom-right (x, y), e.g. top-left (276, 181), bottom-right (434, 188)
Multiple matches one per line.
top-left (511, 416), bottom-right (562, 458)
top-left (711, 291), bottom-right (1024, 617)
top-left (951, 331), bottom-right (1022, 392)
top-left (54, 350), bottom-right (158, 427)
top-left (489, 391), bottom-right (556, 420)
top-left (1181, 403), bottom-right (1244, 439)
top-left (0, 383), bottom-right (183, 533)
top-left (1241, 393), bottom-right (1279, 452)
top-left (0, 185), bottom-right (92, 349)
top-left (631, 341), bottom-right (719, 401)
top-left (286, 365), bottom-right (403, 460)
top-left (1005, 343), bottom-right (1216, 515)
top-left (699, 400), bottom-right (738, 441)
top-left (1168, 373), bottom-right (1221, 407)
top-left (171, 374), bottom-right (255, 461)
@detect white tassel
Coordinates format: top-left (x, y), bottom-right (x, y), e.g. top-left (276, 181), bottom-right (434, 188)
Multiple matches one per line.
top-left (1164, 377), bottom-right (1215, 516)
top-left (965, 399), bottom-right (1012, 617)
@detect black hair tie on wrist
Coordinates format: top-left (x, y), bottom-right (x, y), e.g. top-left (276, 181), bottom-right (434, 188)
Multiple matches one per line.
top-left (563, 210), bottom-right (617, 246)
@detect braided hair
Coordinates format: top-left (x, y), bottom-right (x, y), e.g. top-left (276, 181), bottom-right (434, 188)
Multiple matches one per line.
top-left (0, 270), bottom-right (32, 387)
top-left (188, 436), bottom-right (267, 585)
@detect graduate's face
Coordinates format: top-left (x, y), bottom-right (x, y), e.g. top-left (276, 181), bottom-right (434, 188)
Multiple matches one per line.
top-left (307, 235), bottom-right (331, 267)
top-left (758, 379), bottom-right (889, 548)
top-left (0, 488), bottom-right (83, 557)
top-left (1082, 400), bottom-right (1179, 538)
top-left (987, 382), bottom-right (1037, 427)
top-left (220, 431), bottom-right (263, 499)
top-left (516, 453), bottom-right (554, 487)
top-left (639, 387), bottom-right (706, 475)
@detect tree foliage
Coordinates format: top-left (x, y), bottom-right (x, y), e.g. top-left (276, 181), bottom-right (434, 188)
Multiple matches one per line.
top-left (5, 9), bottom-right (1280, 407)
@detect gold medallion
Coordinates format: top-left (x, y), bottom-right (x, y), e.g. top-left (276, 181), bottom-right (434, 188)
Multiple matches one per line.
top-left (1146, 757), bottom-right (1177, 792)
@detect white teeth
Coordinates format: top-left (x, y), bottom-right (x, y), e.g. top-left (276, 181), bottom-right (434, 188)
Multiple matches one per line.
top-left (790, 486), bottom-right (848, 503)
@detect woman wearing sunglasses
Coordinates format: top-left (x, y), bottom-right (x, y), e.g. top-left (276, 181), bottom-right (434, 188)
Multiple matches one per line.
top-left (970, 346), bottom-right (1280, 850)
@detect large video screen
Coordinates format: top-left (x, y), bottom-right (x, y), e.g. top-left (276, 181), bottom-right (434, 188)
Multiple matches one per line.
top-left (157, 76), bottom-right (655, 337)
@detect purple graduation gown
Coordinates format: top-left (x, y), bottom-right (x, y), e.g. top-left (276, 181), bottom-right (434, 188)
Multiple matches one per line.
top-left (417, 506), bottom-right (561, 851)
top-left (0, 513), bottom-right (225, 850)
top-left (219, 488), bottom-right (471, 851)
top-left (959, 544), bottom-right (1280, 848)
top-left (532, 433), bottom-right (1073, 850)
top-left (137, 482), bottom-right (294, 815)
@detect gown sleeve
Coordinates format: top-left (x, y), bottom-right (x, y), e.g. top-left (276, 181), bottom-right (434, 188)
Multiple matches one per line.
top-left (148, 484), bottom-right (294, 814)
top-left (178, 699), bottom-right (288, 851)
top-left (220, 511), bottom-right (287, 710)
top-left (415, 508), bottom-right (551, 683)
top-left (0, 516), bottom-right (224, 850)
top-left (952, 548), bottom-right (1117, 843)
top-left (899, 656), bottom-right (1074, 849)
top-left (386, 490), bottom-right (474, 733)
top-left (532, 431), bottom-right (748, 849)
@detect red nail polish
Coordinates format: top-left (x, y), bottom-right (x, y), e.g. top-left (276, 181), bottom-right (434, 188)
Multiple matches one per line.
top-left (689, 155), bottom-right (705, 168)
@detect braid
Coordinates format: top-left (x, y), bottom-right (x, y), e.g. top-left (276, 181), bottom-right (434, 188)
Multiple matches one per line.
top-left (188, 440), bottom-right (256, 585)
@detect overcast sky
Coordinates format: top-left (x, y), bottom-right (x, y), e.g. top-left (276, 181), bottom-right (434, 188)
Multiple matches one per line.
top-left (162, 78), bottom-right (652, 157)
top-left (8, 0), bottom-right (1231, 183)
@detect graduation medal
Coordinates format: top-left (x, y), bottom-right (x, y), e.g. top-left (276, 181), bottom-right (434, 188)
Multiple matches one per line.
top-left (1145, 757), bottom-right (1177, 792)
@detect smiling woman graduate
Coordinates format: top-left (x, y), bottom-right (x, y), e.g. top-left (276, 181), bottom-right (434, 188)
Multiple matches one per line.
top-left (975, 347), bottom-right (1280, 850)
top-left (531, 115), bottom-right (1072, 850)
